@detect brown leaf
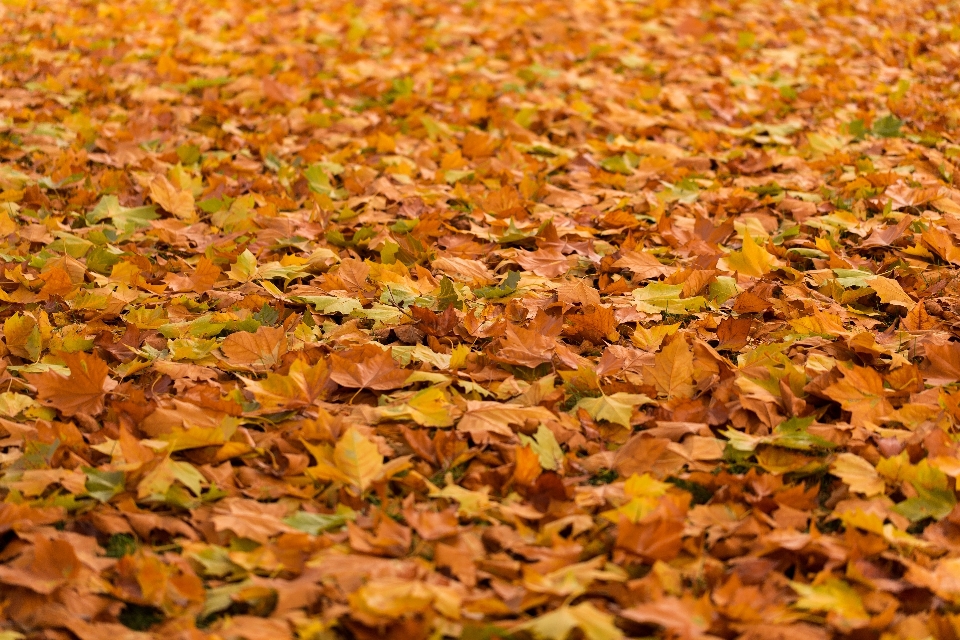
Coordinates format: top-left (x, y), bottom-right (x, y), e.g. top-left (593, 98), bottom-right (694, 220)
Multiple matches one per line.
top-left (494, 324), bottom-right (555, 368)
top-left (220, 325), bottom-right (288, 371)
top-left (716, 317), bottom-right (752, 351)
top-left (615, 494), bottom-right (690, 562)
top-left (651, 336), bottom-right (695, 398)
top-left (329, 344), bottom-right (409, 390)
top-left (26, 351), bottom-right (117, 417)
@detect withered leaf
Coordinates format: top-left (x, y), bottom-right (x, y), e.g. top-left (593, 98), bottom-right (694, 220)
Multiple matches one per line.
top-left (26, 351), bottom-right (117, 417)
top-left (329, 343), bottom-right (409, 390)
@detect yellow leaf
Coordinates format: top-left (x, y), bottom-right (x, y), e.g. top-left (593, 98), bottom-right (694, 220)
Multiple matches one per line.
top-left (791, 579), bottom-right (869, 630)
top-left (719, 233), bottom-right (779, 277)
top-left (514, 602), bottom-right (623, 640)
top-left (3, 312), bottom-right (40, 361)
top-left (377, 386), bottom-right (457, 427)
top-left (150, 175), bottom-right (197, 221)
top-left (631, 322), bottom-right (679, 351)
top-left (334, 427), bottom-right (384, 492)
top-left (831, 453), bottom-right (885, 496)
top-left (575, 393), bottom-right (654, 427)
top-left (823, 365), bottom-right (893, 427)
top-left (867, 275), bottom-right (913, 309)
top-left (651, 337), bottom-right (694, 398)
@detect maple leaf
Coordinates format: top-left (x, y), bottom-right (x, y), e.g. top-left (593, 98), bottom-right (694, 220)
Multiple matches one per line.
top-left (514, 602), bottom-right (623, 640)
top-left (515, 248), bottom-right (576, 278)
top-left (457, 401), bottom-right (556, 441)
top-left (556, 279), bottom-right (602, 307)
top-left (823, 365), bottom-right (893, 427)
top-left (26, 351), bottom-right (117, 416)
top-left (329, 344), bottom-right (409, 390)
top-left (149, 175), bottom-right (197, 221)
top-left (651, 337), bottom-right (695, 398)
top-left (334, 427), bottom-right (385, 492)
top-left (211, 498), bottom-right (296, 544)
top-left (220, 325), bottom-right (288, 371)
top-left (494, 323), bottom-right (555, 368)
top-left (866, 275), bottom-right (914, 309)
top-left (831, 453), bottom-right (884, 496)
top-left (241, 357), bottom-right (333, 413)
top-left (576, 392), bottom-right (654, 427)
top-left (613, 250), bottom-right (673, 279)
top-left (719, 233), bottom-right (780, 277)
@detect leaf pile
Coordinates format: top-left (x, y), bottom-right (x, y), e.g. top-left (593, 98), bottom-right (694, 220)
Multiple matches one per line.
top-left (1, 0), bottom-right (960, 638)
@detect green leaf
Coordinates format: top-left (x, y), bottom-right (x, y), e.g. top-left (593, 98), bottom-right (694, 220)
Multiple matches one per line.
top-left (283, 508), bottom-right (355, 535)
top-left (519, 424), bottom-right (565, 470)
top-left (437, 276), bottom-right (462, 310)
top-left (872, 114), bottom-right (903, 138)
top-left (86, 195), bottom-right (158, 234)
top-left (770, 416), bottom-right (837, 451)
top-left (473, 271), bottom-right (521, 299)
top-left (633, 283), bottom-right (705, 314)
top-left (575, 393), bottom-right (654, 428)
top-left (892, 487), bottom-right (957, 522)
top-left (84, 467), bottom-right (125, 502)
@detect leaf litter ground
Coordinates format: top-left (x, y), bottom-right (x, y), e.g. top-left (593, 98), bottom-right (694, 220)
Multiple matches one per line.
top-left (1, 0), bottom-right (960, 638)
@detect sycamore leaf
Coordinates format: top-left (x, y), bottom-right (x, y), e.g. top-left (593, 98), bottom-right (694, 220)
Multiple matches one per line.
top-left (575, 393), bottom-right (654, 427)
top-left (334, 427), bottom-right (384, 492)
top-left (651, 337), bottom-right (695, 398)
top-left (791, 579), bottom-right (870, 630)
top-left (866, 275), bottom-right (914, 309)
top-left (25, 351), bottom-right (117, 416)
top-left (514, 602), bottom-right (624, 640)
top-left (831, 453), bottom-right (884, 496)
top-left (823, 365), bottom-right (893, 427)
top-left (719, 233), bottom-right (779, 277)
top-left (329, 344), bottom-right (410, 390)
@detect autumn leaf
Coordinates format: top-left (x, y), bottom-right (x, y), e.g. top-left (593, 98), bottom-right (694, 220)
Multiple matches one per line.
top-left (149, 175), bottom-right (197, 222)
top-left (866, 275), bottom-right (914, 309)
top-left (831, 453), bottom-right (885, 497)
top-left (651, 337), bottom-right (695, 398)
top-left (329, 343), bottom-right (410, 390)
top-left (3, 0), bottom-right (960, 636)
top-left (576, 392), bottom-right (654, 428)
top-left (26, 351), bottom-right (117, 416)
top-left (241, 357), bottom-right (333, 412)
top-left (334, 428), bottom-right (384, 492)
top-left (791, 579), bottom-right (870, 630)
top-left (614, 250), bottom-right (673, 279)
top-left (823, 365), bottom-right (893, 427)
top-left (719, 233), bottom-right (780, 277)
top-left (514, 602), bottom-right (623, 640)
top-left (219, 325), bottom-right (288, 371)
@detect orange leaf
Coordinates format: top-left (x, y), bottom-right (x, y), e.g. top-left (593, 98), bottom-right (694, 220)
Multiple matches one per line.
top-left (26, 351), bottom-right (116, 417)
top-left (220, 325), bottom-right (287, 371)
top-left (329, 344), bottom-right (409, 390)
